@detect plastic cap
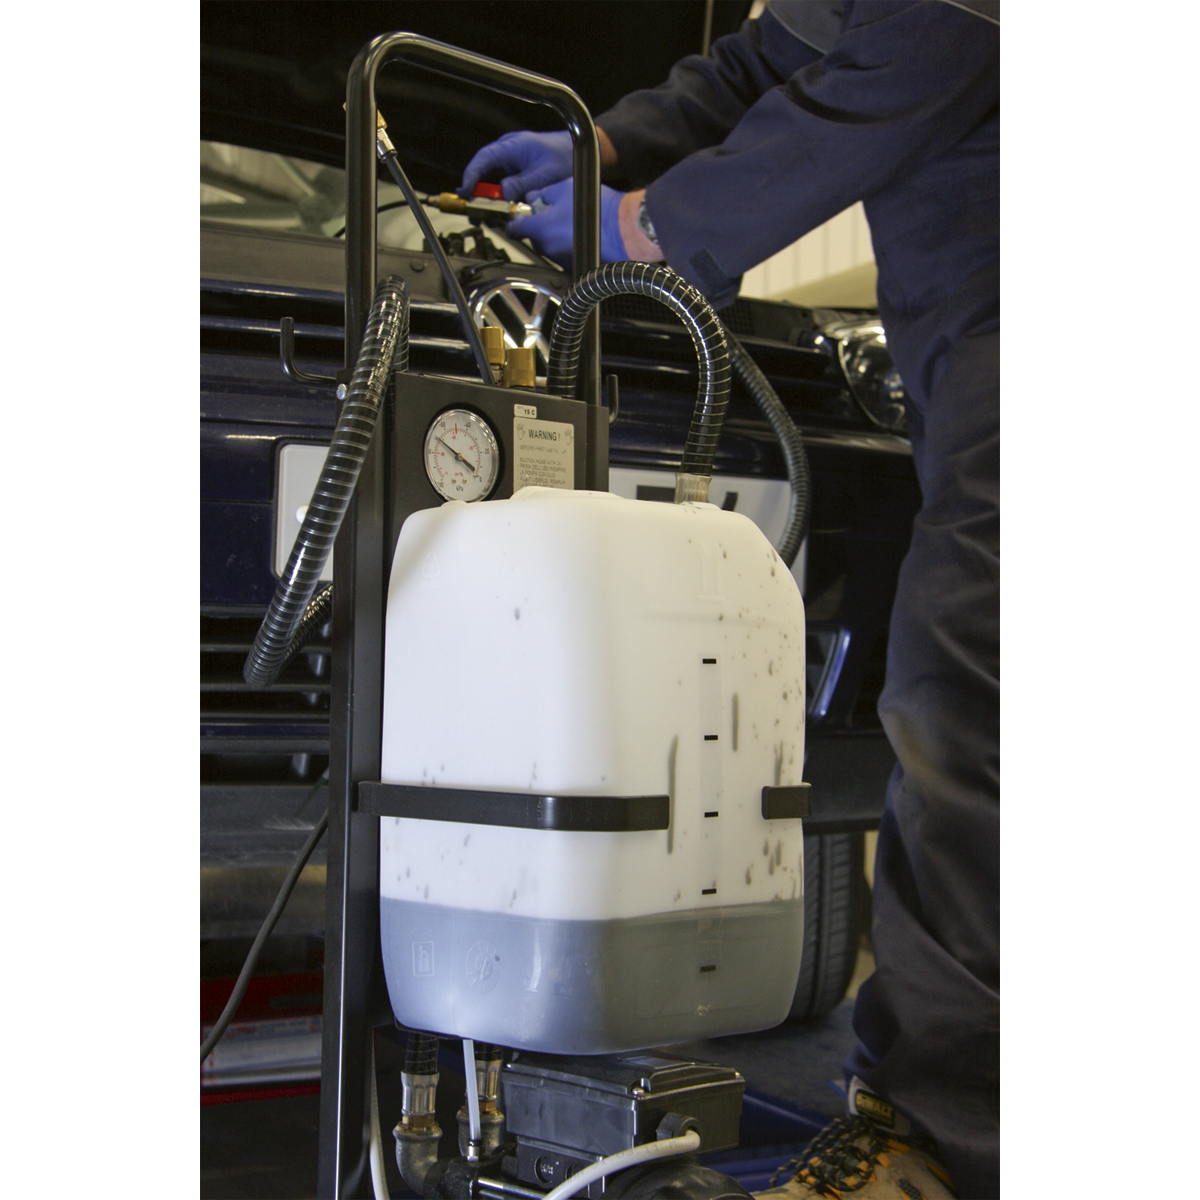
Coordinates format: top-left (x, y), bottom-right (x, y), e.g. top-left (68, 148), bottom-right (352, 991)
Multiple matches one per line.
top-left (473, 182), bottom-right (504, 200)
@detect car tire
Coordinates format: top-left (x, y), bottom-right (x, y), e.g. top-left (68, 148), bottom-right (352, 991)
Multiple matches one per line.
top-left (787, 832), bottom-right (867, 1021)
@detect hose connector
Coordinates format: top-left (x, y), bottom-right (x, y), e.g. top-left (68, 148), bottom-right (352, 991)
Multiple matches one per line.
top-left (457, 1043), bottom-right (506, 1160)
top-left (395, 1032), bottom-right (443, 1194)
top-left (373, 108), bottom-right (397, 158)
top-left (400, 1070), bottom-right (439, 1123)
top-left (674, 473), bottom-right (711, 504)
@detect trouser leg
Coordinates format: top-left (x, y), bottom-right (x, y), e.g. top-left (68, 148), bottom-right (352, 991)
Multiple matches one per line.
top-left (843, 329), bottom-right (999, 1198)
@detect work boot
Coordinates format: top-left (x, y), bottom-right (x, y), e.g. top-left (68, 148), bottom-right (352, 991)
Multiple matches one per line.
top-left (754, 1084), bottom-right (956, 1200)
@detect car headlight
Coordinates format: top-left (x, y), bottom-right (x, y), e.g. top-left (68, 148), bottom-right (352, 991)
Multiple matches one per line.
top-left (824, 319), bottom-right (909, 433)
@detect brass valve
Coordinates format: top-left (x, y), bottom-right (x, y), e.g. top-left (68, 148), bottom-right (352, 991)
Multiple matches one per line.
top-left (431, 191), bottom-right (533, 220)
top-left (480, 325), bottom-right (506, 385)
top-left (503, 346), bottom-right (537, 390)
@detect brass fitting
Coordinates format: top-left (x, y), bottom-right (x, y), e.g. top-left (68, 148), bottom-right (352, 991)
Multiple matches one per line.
top-left (434, 191), bottom-right (469, 214)
top-left (503, 346), bottom-right (537, 390)
top-left (480, 326), bottom-right (507, 385)
top-left (395, 1068), bottom-right (442, 1191)
top-left (431, 191), bottom-right (533, 220)
top-left (374, 109), bottom-right (396, 157)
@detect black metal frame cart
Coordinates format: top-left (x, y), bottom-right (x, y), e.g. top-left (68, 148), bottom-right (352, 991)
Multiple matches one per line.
top-left (320, 33), bottom-right (604, 1197)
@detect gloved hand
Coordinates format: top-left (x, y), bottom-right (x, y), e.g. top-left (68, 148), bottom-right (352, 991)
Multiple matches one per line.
top-left (506, 178), bottom-right (628, 270)
top-left (460, 130), bottom-right (574, 202)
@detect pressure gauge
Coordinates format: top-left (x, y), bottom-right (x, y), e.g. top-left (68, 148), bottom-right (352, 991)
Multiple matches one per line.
top-left (424, 408), bottom-right (501, 502)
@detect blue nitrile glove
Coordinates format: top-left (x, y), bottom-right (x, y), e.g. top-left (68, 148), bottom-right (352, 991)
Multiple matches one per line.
top-left (460, 130), bottom-right (574, 202)
top-left (506, 178), bottom-right (627, 270)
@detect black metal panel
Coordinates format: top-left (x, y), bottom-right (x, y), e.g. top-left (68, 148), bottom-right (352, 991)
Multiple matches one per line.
top-left (200, 423), bottom-right (279, 501)
top-left (387, 371), bottom-right (593, 542)
top-left (358, 783), bottom-right (670, 832)
top-left (799, 734), bottom-right (895, 833)
top-left (200, 501), bottom-right (277, 607)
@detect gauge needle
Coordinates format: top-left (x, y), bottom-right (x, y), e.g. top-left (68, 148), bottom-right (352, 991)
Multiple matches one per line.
top-left (437, 436), bottom-right (478, 475)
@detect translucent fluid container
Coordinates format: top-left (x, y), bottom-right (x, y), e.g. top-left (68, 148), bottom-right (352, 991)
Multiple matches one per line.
top-left (379, 487), bottom-right (807, 1053)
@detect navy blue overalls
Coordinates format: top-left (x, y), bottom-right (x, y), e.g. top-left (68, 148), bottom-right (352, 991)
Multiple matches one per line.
top-left (598, 3), bottom-right (1000, 1194)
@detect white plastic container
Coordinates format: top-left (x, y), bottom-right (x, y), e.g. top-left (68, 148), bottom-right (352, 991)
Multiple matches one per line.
top-left (379, 487), bottom-right (807, 1053)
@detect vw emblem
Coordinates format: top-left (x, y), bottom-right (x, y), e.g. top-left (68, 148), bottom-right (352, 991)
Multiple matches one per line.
top-left (468, 278), bottom-right (561, 382)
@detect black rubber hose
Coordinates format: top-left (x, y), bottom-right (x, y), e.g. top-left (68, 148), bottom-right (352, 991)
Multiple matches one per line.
top-left (404, 1033), bottom-right (440, 1076)
top-left (546, 263), bottom-right (730, 482)
top-left (244, 276), bottom-right (410, 690)
top-left (376, 144), bottom-right (493, 386)
top-left (201, 809), bottom-right (329, 1063)
top-left (723, 325), bottom-right (812, 567)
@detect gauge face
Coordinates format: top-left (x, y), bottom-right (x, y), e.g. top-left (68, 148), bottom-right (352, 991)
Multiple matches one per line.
top-left (424, 408), bottom-right (501, 502)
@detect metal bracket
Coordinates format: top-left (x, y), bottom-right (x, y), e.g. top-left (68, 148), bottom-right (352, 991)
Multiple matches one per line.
top-left (280, 316), bottom-right (339, 387)
top-left (605, 373), bottom-right (619, 426)
top-left (761, 783), bottom-right (811, 820)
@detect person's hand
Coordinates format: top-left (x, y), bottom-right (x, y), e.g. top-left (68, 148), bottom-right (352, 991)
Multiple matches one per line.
top-left (506, 179), bottom-right (628, 269)
top-left (460, 130), bottom-right (574, 202)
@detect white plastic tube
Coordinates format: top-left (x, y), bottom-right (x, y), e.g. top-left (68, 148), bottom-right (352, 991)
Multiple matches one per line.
top-left (463, 1038), bottom-right (482, 1150)
top-left (541, 1131), bottom-right (702, 1200)
top-left (369, 1038), bottom-right (389, 1200)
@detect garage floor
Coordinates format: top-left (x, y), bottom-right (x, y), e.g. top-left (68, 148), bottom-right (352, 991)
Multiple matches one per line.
top-left (200, 945), bottom-right (873, 1199)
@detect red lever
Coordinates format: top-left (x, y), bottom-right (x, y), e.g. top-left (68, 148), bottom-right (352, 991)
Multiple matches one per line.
top-left (473, 182), bottom-right (504, 200)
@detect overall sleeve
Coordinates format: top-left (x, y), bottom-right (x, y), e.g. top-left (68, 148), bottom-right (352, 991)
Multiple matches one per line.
top-left (596, 7), bottom-right (821, 188)
top-left (607, 1), bottom-right (1000, 307)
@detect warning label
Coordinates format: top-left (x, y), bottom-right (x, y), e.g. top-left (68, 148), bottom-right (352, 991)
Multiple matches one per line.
top-left (513, 417), bottom-right (574, 491)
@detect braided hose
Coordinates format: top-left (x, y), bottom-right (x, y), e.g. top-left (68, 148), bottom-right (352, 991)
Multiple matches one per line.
top-left (723, 325), bottom-right (811, 567)
top-left (404, 1032), bottom-right (441, 1075)
top-left (244, 275), bottom-right (410, 689)
top-left (546, 263), bottom-right (729, 501)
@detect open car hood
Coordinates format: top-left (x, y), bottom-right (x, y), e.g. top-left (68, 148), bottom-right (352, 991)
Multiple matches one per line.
top-left (202, 1), bottom-right (753, 190)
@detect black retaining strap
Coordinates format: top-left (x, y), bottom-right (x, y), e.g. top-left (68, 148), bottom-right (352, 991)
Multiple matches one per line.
top-left (359, 782), bottom-right (812, 828)
top-left (358, 783), bottom-right (669, 832)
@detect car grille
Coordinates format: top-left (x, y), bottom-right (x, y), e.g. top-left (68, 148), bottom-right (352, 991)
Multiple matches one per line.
top-left (200, 276), bottom-right (858, 424)
top-left (201, 611), bottom-right (332, 866)
top-left (201, 278), bottom-right (476, 378)
top-left (201, 613), bottom-right (331, 753)
top-left (200, 270), bottom-right (896, 832)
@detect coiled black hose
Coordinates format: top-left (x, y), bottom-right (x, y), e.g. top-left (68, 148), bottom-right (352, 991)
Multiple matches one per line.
top-left (547, 263), bottom-right (729, 497)
top-left (243, 275), bottom-right (410, 689)
top-left (723, 325), bottom-right (811, 567)
top-left (266, 581), bottom-right (333, 679)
